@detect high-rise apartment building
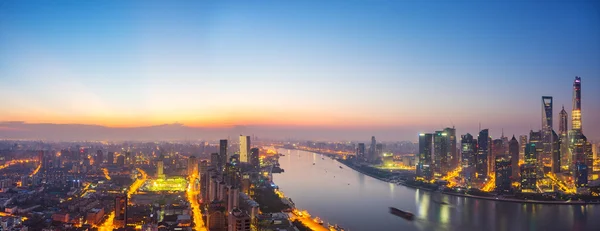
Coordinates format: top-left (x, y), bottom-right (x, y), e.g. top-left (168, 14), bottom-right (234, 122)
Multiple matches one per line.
top-left (220, 139), bottom-right (228, 170)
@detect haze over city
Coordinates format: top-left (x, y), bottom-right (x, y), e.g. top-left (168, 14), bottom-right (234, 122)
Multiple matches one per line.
top-left (1, 1), bottom-right (599, 141)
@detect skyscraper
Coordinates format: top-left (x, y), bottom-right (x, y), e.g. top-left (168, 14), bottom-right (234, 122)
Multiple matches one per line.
top-left (107, 152), bottom-right (114, 165)
top-left (434, 131), bottom-right (450, 176)
top-left (542, 96), bottom-right (554, 173)
top-left (559, 106), bottom-right (568, 134)
top-left (157, 155), bottom-right (165, 179)
top-left (491, 139), bottom-right (505, 174)
top-left (417, 133), bottom-right (434, 180)
top-left (444, 127), bottom-right (458, 169)
top-left (114, 195), bottom-right (127, 228)
top-left (239, 135), bottom-right (250, 163)
top-left (220, 139), bottom-right (228, 169)
top-left (519, 135), bottom-right (527, 165)
top-left (529, 130), bottom-right (543, 175)
top-left (477, 129), bottom-right (490, 180)
top-left (375, 143), bottom-right (383, 163)
top-left (249, 148), bottom-right (259, 170)
top-left (569, 77), bottom-right (592, 181)
top-left (461, 133), bottom-right (477, 182)
top-left (356, 143), bottom-right (366, 162)
top-left (495, 155), bottom-right (512, 194)
top-left (521, 143), bottom-right (538, 193)
top-left (211, 153), bottom-right (220, 169)
top-left (369, 136), bottom-right (377, 163)
top-left (572, 76), bottom-right (582, 131)
top-left (96, 150), bottom-right (104, 165)
top-left (559, 107), bottom-right (570, 171)
top-left (508, 136), bottom-right (520, 182)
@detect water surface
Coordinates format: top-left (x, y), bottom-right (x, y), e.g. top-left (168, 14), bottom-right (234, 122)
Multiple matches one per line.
top-left (273, 149), bottom-right (599, 231)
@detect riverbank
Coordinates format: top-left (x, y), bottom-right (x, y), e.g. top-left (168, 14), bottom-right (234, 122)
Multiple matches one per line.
top-left (333, 154), bottom-right (600, 205)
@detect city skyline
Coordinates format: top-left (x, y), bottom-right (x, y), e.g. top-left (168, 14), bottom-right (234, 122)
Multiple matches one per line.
top-left (1, 1), bottom-right (599, 141)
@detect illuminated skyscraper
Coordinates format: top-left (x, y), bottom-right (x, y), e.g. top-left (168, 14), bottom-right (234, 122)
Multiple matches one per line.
top-left (444, 127), bottom-right (458, 169)
top-left (495, 155), bottom-right (512, 194)
top-left (559, 107), bottom-right (570, 171)
top-left (239, 135), bottom-right (251, 163)
top-left (477, 129), bottom-right (490, 180)
top-left (491, 139), bottom-right (505, 174)
top-left (508, 136), bottom-right (520, 181)
top-left (461, 133), bottom-right (477, 182)
top-left (569, 77), bottom-right (592, 181)
top-left (521, 143), bottom-right (538, 193)
top-left (417, 133), bottom-right (434, 180)
top-left (572, 76), bottom-right (582, 131)
top-left (434, 131), bottom-right (450, 176)
top-left (541, 96), bottom-right (554, 173)
top-left (519, 135), bottom-right (527, 164)
top-left (220, 139), bottom-right (228, 169)
top-left (157, 155), bottom-right (165, 179)
top-left (529, 130), bottom-right (543, 174)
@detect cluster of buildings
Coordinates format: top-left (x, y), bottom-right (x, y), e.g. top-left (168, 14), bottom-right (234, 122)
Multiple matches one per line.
top-left (417, 77), bottom-right (597, 194)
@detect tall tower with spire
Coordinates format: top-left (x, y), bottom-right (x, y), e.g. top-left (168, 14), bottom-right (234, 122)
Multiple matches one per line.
top-left (568, 76), bottom-right (592, 190)
top-left (572, 76), bottom-right (582, 131)
top-left (559, 106), bottom-right (569, 171)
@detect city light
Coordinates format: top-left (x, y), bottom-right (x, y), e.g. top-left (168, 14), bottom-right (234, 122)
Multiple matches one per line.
top-left (128, 168), bottom-right (147, 200)
top-left (442, 166), bottom-right (462, 188)
top-left (186, 175), bottom-right (207, 231)
top-left (29, 162), bottom-right (42, 177)
top-left (101, 168), bottom-right (111, 181)
top-left (97, 211), bottom-right (115, 231)
top-left (546, 172), bottom-right (576, 194)
top-left (481, 174), bottom-right (496, 192)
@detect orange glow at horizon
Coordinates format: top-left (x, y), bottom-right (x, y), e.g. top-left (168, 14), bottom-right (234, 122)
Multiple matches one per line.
top-left (1, 110), bottom-right (431, 128)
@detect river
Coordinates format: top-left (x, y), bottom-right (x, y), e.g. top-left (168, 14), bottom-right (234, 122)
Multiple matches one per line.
top-left (273, 149), bottom-right (600, 231)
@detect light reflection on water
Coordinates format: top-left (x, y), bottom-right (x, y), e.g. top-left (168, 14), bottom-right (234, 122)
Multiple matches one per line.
top-left (273, 149), bottom-right (600, 231)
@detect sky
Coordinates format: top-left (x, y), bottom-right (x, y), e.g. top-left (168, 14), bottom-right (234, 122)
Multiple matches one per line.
top-left (0, 0), bottom-right (599, 141)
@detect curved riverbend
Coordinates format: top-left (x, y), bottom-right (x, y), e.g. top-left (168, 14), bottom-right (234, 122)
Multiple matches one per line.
top-left (273, 149), bottom-right (600, 231)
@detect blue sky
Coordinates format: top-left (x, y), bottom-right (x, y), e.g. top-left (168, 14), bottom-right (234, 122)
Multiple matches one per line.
top-left (0, 0), bottom-right (599, 140)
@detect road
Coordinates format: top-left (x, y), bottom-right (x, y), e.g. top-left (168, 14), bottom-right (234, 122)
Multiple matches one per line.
top-left (289, 213), bottom-right (329, 231)
top-left (97, 168), bottom-right (147, 231)
top-left (127, 168), bottom-right (147, 199)
top-left (187, 176), bottom-right (207, 231)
